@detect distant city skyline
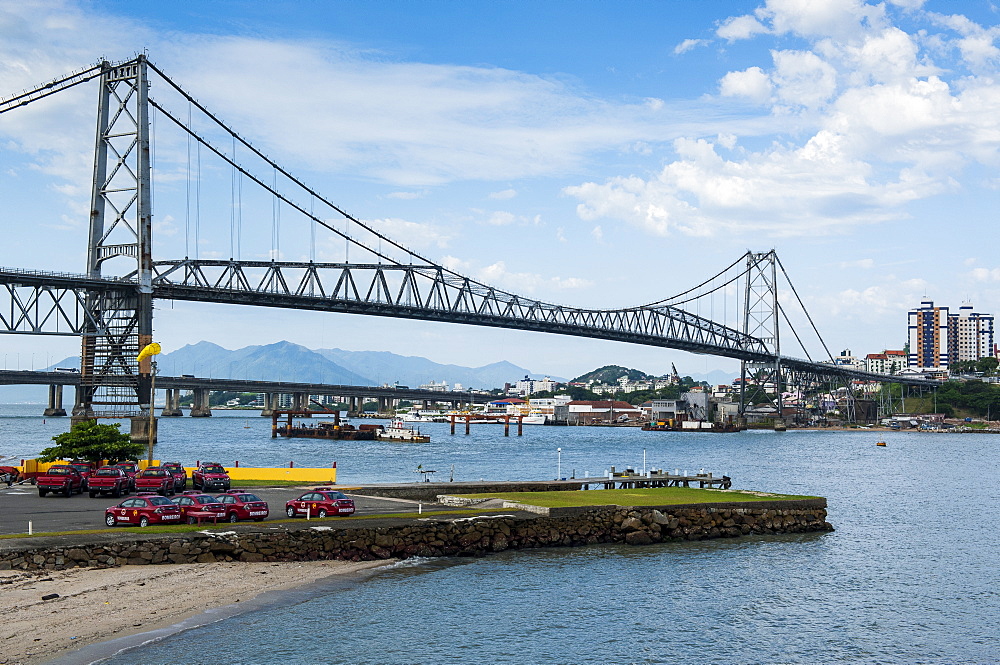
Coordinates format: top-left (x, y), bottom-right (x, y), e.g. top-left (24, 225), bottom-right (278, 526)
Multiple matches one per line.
top-left (2, 1), bottom-right (999, 378)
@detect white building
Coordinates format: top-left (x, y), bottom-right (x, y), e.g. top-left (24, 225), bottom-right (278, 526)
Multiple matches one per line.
top-left (948, 303), bottom-right (994, 364)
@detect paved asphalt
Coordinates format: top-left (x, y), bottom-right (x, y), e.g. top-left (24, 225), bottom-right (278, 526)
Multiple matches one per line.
top-left (0, 483), bottom-right (446, 536)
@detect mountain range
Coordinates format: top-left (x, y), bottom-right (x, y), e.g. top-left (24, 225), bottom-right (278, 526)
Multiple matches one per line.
top-left (0, 341), bottom-right (564, 402)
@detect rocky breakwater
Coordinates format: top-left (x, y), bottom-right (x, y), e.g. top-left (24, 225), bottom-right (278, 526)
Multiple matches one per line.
top-left (0, 498), bottom-right (831, 572)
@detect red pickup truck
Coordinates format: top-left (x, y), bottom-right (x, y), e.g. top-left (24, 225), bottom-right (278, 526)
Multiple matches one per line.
top-left (133, 467), bottom-right (175, 496)
top-left (88, 466), bottom-right (131, 498)
top-left (192, 463), bottom-right (231, 492)
top-left (36, 465), bottom-right (85, 497)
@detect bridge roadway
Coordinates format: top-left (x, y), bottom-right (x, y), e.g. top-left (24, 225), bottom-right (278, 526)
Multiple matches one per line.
top-left (0, 370), bottom-right (485, 406)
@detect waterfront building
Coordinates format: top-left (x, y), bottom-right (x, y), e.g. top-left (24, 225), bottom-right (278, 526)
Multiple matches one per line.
top-left (947, 303), bottom-right (995, 364)
top-left (908, 300), bottom-right (950, 369)
top-left (566, 400), bottom-right (640, 424)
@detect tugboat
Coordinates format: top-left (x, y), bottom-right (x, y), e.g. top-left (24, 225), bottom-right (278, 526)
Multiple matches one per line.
top-left (376, 419), bottom-right (431, 443)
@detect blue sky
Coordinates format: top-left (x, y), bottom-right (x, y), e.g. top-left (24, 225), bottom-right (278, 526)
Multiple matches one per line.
top-left (2, 0), bottom-right (1000, 380)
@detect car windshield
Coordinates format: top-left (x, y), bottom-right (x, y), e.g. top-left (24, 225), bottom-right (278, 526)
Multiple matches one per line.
top-left (95, 469), bottom-right (118, 476)
top-left (47, 468), bottom-right (70, 475)
top-left (149, 497), bottom-right (175, 506)
top-left (70, 465), bottom-right (90, 471)
top-left (238, 494), bottom-right (262, 502)
top-left (142, 470), bottom-right (165, 477)
top-left (202, 466), bottom-right (224, 473)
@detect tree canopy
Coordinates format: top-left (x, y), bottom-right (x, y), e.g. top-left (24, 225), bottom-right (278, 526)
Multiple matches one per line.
top-left (38, 420), bottom-right (144, 465)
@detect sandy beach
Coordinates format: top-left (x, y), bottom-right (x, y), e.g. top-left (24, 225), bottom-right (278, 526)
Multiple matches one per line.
top-left (0, 559), bottom-right (393, 665)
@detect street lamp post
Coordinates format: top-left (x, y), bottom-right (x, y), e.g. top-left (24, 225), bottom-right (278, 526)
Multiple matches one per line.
top-left (557, 447), bottom-right (562, 480)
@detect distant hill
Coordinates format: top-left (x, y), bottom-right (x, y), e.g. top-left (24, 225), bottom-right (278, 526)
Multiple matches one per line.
top-left (0, 341), bottom-right (564, 402)
top-left (571, 365), bottom-right (653, 384)
top-left (315, 349), bottom-right (563, 390)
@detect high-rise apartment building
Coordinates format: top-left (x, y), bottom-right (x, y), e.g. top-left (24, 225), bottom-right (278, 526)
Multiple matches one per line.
top-left (948, 303), bottom-right (995, 364)
top-left (908, 300), bottom-right (950, 369)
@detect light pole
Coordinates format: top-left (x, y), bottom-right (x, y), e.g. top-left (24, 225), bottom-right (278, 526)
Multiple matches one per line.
top-left (557, 447), bottom-right (562, 480)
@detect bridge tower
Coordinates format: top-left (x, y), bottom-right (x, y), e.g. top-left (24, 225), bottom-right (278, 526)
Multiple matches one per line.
top-left (76, 56), bottom-right (154, 427)
top-left (739, 251), bottom-right (783, 423)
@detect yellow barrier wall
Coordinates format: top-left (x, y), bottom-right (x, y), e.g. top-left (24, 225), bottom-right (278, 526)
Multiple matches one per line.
top-left (182, 467), bottom-right (337, 483)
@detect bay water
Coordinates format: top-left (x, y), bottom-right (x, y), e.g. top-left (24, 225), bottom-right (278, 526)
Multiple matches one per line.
top-left (2, 404), bottom-right (998, 663)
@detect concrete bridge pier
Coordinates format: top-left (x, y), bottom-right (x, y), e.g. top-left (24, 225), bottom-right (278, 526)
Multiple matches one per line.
top-left (348, 396), bottom-right (359, 416)
top-left (189, 388), bottom-right (212, 417)
top-left (43, 384), bottom-right (67, 417)
top-left (160, 388), bottom-right (183, 416)
top-left (378, 397), bottom-right (388, 414)
top-left (260, 393), bottom-right (277, 417)
top-left (292, 392), bottom-right (307, 411)
top-left (129, 415), bottom-right (158, 446)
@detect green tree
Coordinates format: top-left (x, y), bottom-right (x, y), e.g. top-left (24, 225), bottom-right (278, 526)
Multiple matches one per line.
top-left (976, 357), bottom-right (999, 376)
top-left (38, 420), bottom-right (143, 466)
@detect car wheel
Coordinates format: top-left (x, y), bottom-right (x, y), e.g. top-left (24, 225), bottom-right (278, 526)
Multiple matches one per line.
top-left (139, 516), bottom-right (149, 527)
top-left (227, 513), bottom-right (239, 523)
top-left (89, 491), bottom-right (97, 498)
top-left (285, 506), bottom-right (296, 518)
top-left (105, 513), bottom-right (116, 527)
top-left (38, 489), bottom-right (47, 497)
top-left (64, 485), bottom-right (73, 497)
top-left (318, 509), bottom-right (328, 518)
top-left (187, 516), bottom-right (197, 525)
top-left (112, 487), bottom-right (121, 498)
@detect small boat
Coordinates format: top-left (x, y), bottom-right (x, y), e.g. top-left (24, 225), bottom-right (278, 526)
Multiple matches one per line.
top-left (876, 441), bottom-right (887, 447)
top-left (376, 420), bottom-right (431, 443)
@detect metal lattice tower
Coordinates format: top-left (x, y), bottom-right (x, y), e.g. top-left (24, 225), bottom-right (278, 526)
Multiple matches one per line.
top-left (78, 56), bottom-right (153, 419)
top-left (739, 251), bottom-right (783, 420)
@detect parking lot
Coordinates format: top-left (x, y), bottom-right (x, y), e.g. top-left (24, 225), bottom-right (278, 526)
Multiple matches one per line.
top-left (0, 483), bottom-right (441, 535)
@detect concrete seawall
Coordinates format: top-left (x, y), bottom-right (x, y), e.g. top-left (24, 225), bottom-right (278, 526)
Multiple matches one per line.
top-left (0, 499), bottom-right (832, 571)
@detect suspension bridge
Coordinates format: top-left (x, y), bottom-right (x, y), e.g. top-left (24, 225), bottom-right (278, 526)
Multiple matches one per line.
top-left (0, 55), bottom-right (935, 430)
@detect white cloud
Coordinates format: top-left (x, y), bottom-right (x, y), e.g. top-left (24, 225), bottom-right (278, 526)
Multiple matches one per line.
top-left (365, 217), bottom-right (453, 249)
top-left (970, 267), bottom-right (1000, 282)
top-left (488, 188), bottom-right (517, 200)
top-left (485, 211), bottom-right (517, 226)
top-left (717, 14), bottom-right (770, 41)
top-left (674, 39), bottom-right (709, 55)
top-left (719, 66), bottom-right (773, 103)
top-left (387, 191), bottom-right (425, 200)
top-left (590, 225), bottom-right (604, 242)
top-left (565, 133), bottom-right (927, 238)
top-left (477, 261), bottom-right (593, 293)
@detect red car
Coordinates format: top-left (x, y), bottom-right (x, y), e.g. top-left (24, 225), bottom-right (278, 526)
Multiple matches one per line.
top-left (284, 489), bottom-right (355, 518)
top-left (172, 493), bottom-right (226, 523)
top-left (192, 462), bottom-right (231, 491)
top-left (216, 492), bottom-right (269, 522)
top-left (133, 467), bottom-right (175, 496)
top-left (88, 466), bottom-right (130, 498)
top-left (161, 462), bottom-right (187, 491)
top-left (104, 495), bottom-right (182, 527)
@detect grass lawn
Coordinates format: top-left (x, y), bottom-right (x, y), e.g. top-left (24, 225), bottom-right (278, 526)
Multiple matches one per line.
top-left (462, 487), bottom-right (818, 508)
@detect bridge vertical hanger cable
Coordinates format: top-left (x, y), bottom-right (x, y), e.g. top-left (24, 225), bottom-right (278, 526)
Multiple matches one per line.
top-left (185, 101), bottom-right (191, 258)
top-left (230, 135), bottom-right (236, 260)
top-left (310, 196), bottom-right (316, 262)
top-left (271, 167), bottom-right (278, 261)
top-left (196, 137), bottom-right (201, 260)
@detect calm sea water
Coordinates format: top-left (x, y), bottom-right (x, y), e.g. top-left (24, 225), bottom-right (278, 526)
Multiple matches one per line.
top-left (3, 404), bottom-right (998, 664)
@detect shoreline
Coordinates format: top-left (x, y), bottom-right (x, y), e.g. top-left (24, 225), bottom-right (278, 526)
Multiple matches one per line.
top-left (1, 559), bottom-right (394, 665)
